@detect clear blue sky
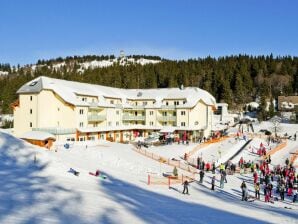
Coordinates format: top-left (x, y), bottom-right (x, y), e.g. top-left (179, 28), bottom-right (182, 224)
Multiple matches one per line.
top-left (0, 0), bottom-right (297, 65)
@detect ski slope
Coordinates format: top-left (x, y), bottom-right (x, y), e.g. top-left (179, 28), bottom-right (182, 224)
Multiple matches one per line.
top-left (0, 125), bottom-right (297, 224)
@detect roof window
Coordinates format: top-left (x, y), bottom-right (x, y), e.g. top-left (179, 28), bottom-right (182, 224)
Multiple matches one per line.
top-left (29, 81), bottom-right (38, 86)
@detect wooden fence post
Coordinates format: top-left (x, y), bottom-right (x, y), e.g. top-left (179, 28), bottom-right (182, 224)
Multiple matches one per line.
top-left (148, 175), bottom-right (150, 185)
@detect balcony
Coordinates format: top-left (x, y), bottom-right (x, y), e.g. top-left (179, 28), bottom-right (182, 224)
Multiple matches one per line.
top-left (159, 105), bottom-right (176, 110)
top-left (88, 114), bottom-right (106, 122)
top-left (131, 105), bottom-right (145, 110)
top-left (157, 116), bottom-right (177, 122)
top-left (122, 115), bottom-right (145, 121)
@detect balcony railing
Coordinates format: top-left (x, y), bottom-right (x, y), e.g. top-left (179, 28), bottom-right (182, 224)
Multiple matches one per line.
top-left (131, 105), bottom-right (145, 110)
top-left (88, 114), bottom-right (106, 122)
top-left (157, 116), bottom-right (177, 122)
top-left (159, 105), bottom-right (176, 110)
top-left (32, 127), bottom-right (76, 135)
top-left (122, 115), bottom-right (145, 121)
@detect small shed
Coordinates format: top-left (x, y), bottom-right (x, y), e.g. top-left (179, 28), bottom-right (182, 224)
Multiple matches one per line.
top-left (21, 131), bottom-right (56, 149)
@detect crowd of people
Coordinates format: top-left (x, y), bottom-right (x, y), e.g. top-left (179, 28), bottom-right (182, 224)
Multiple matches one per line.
top-left (190, 148), bottom-right (297, 204)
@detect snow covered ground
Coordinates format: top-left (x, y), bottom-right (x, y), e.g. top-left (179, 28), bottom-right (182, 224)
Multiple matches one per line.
top-left (0, 122), bottom-right (298, 224)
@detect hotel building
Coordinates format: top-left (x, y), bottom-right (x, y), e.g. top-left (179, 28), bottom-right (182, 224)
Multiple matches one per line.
top-left (13, 76), bottom-right (216, 142)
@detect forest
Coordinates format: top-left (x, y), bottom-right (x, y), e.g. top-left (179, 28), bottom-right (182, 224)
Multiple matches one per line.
top-left (0, 54), bottom-right (297, 120)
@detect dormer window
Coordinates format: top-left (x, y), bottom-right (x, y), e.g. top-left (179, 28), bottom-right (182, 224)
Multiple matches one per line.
top-left (29, 81), bottom-right (38, 86)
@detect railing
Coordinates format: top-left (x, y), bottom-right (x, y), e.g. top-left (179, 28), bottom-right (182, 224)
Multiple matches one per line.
top-left (262, 140), bottom-right (287, 158)
top-left (115, 104), bottom-right (123, 109)
top-left (159, 105), bottom-right (176, 110)
top-left (157, 116), bottom-right (177, 122)
top-left (132, 146), bottom-right (197, 174)
top-left (87, 114), bottom-right (106, 122)
top-left (122, 115), bottom-right (145, 121)
top-left (32, 127), bottom-right (76, 135)
top-left (131, 105), bottom-right (145, 110)
top-left (147, 174), bottom-right (195, 186)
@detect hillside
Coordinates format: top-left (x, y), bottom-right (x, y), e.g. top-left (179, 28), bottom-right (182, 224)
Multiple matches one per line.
top-left (0, 54), bottom-right (297, 116)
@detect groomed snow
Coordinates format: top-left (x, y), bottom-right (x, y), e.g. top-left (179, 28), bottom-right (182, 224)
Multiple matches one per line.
top-left (0, 122), bottom-right (298, 224)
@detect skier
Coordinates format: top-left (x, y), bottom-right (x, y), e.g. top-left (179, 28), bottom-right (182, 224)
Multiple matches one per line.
top-left (211, 176), bottom-right (215, 190)
top-left (241, 181), bottom-right (247, 201)
top-left (182, 180), bottom-right (189, 194)
top-left (293, 188), bottom-right (298, 203)
top-left (253, 171), bottom-right (258, 184)
top-left (212, 162), bottom-right (216, 174)
top-left (220, 173), bottom-right (225, 189)
top-left (279, 183), bottom-right (285, 201)
top-left (255, 182), bottom-right (260, 199)
top-left (199, 169), bottom-right (205, 183)
top-left (222, 170), bottom-right (227, 183)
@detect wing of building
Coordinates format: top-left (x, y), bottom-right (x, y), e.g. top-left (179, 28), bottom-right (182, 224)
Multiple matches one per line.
top-left (13, 76), bottom-right (216, 142)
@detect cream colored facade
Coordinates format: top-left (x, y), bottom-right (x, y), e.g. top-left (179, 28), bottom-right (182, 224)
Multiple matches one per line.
top-left (13, 76), bottom-right (216, 142)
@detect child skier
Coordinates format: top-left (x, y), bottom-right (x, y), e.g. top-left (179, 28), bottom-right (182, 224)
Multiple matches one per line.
top-left (182, 180), bottom-right (189, 194)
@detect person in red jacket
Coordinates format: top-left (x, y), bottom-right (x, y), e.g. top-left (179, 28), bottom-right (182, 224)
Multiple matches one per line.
top-left (206, 162), bottom-right (211, 171)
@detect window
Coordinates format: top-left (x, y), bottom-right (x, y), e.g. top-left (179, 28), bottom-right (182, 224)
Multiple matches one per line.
top-left (195, 121), bottom-right (199, 125)
top-left (174, 101), bottom-right (179, 106)
top-left (142, 112), bottom-right (145, 116)
top-left (30, 122), bottom-right (32, 127)
top-left (30, 109), bottom-right (32, 114)
top-left (30, 96), bottom-right (32, 101)
top-left (116, 110), bottom-right (120, 115)
top-left (79, 109), bottom-right (84, 114)
top-left (166, 102), bottom-right (169, 106)
top-left (135, 111), bottom-right (138, 116)
top-left (29, 81), bottom-right (38, 86)
top-left (57, 107), bottom-right (60, 111)
top-left (163, 122), bottom-right (167, 126)
top-left (150, 121), bottom-right (154, 126)
top-left (108, 121), bottom-right (112, 126)
top-left (162, 112), bottom-right (167, 116)
top-left (173, 112), bottom-right (176, 116)
top-left (116, 121), bottom-right (119, 126)
top-left (181, 111), bottom-right (186, 116)
top-left (100, 134), bottom-right (105, 139)
top-left (82, 97), bottom-right (87, 102)
top-left (183, 100), bottom-right (186, 104)
top-left (79, 122), bottom-right (84, 127)
top-left (181, 122), bottom-right (186, 126)
top-left (143, 102), bottom-right (147, 106)
top-left (110, 100), bottom-right (114, 104)
top-left (149, 111), bottom-right (154, 115)
top-left (135, 102), bottom-right (138, 106)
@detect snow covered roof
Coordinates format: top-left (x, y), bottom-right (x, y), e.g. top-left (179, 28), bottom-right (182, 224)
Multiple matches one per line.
top-left (21, 131), bottom-right (56, 141)
top-left (17, 76), bottom-right (216, 108)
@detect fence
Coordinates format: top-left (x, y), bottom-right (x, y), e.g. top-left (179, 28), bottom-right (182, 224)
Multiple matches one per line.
top-left (185, 136), bottom-right (231, 167)
top-left (290, 149), bottom-right (298, 167)
top-left (262, 140), bottom-right (287, 158)
top-left (147, 173), bottom-right (195, 186)
top-left (132, 146), bottom-right (197, 174)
